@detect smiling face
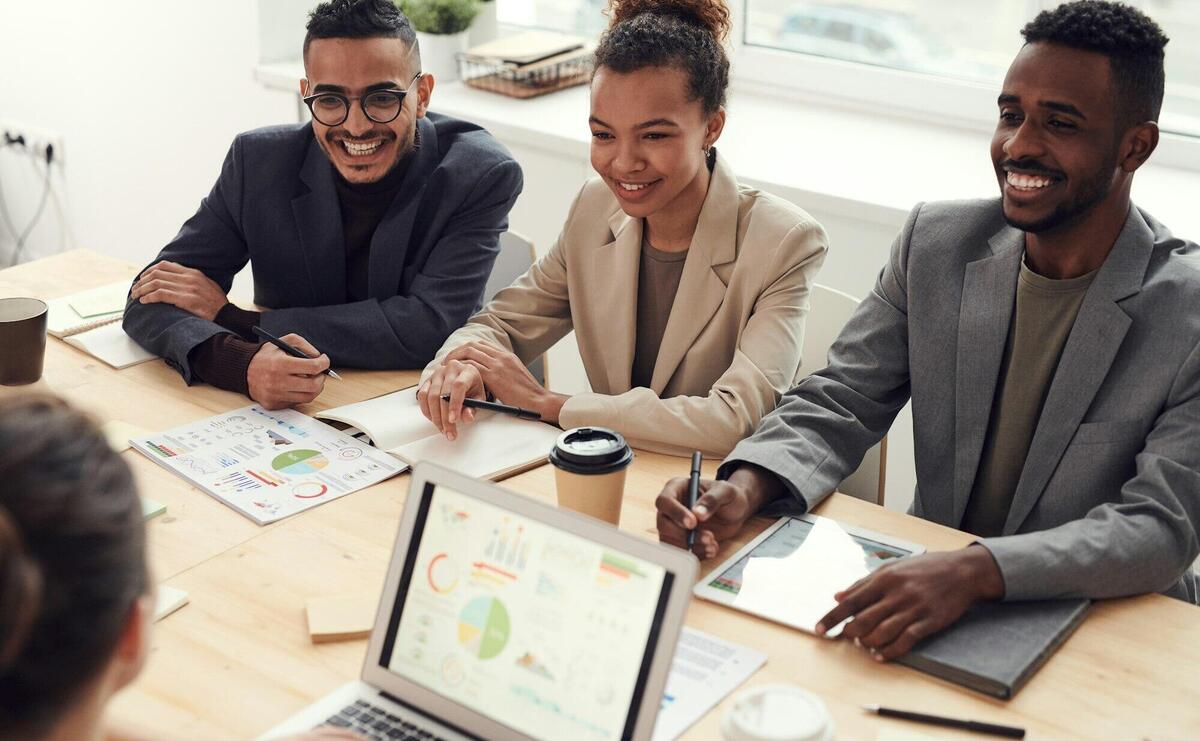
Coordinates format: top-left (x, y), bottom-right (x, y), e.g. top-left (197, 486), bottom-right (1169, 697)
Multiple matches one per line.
top-left (302, 36), bottom-right (431, 184)
top-left (990, 42), bottom-right (1127, 234)
top-left (589, 66), bottom-right (723, 221)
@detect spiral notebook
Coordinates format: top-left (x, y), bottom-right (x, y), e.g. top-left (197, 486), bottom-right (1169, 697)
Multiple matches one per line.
top-left (47, 282), bottom-right (156, 369)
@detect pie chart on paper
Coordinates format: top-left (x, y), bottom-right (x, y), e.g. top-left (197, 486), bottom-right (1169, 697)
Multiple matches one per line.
top-left (457, 596), bottom-right (510, 660)
top-left (271, 449), bottom-right (329, 475)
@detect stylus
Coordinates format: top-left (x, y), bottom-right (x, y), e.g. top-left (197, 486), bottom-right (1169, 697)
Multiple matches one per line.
top-left (687, 451), bottom-right (702, 552)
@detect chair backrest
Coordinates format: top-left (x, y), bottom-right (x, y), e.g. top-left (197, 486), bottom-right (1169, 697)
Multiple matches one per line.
top-left (800, 284), bottom-right (887, 505)
top-left (483, 232), bottom-right (546, 387)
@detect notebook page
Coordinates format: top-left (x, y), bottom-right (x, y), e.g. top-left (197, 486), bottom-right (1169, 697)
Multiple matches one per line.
top-left (315, 387), bottom-right (437, 450)
top-left (64, 321), bottom-right (156, 369)
top-left (388, 409), bottom-right (560, 480)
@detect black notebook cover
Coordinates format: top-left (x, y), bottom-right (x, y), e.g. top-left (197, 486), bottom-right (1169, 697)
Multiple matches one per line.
top-left (896, 599), bottom-right (1091, 699)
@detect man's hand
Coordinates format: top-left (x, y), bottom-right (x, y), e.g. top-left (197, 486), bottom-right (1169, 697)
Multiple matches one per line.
top-left (131, 261), bottom-right (228, 321)
top-left (417, 358), bottom-right (485, 441)
top-left (655, 463), bottom-right (784, 558)
top-left (446, 342), bottom-right (568, 424)
top-left (246, 333), bottom-right (328, 410)
top-left (816, 545), bottom-right (1006, 661)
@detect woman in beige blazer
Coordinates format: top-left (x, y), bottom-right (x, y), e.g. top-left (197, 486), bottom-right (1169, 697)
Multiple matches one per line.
top-left (418, 0), bottom-right (828, 457)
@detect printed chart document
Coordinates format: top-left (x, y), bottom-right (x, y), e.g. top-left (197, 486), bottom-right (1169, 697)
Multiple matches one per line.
top-left (652, 628), bottom-right (766, 740)
top-left (47, 282), bottom-right (156, 369)
top-left (316, 387), bottom-right (561, 480)
top-left (130, 406), bottom-right (402, 524)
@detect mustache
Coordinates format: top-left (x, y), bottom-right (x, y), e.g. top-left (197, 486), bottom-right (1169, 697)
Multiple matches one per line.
top-left (326, 131), bottom-right (394, 144)
top-left (999, 158), bottom-right (1064, 179)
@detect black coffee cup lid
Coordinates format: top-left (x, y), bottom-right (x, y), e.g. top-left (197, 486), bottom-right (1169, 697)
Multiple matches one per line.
top-left (549, 427), bottom-right (633, 475)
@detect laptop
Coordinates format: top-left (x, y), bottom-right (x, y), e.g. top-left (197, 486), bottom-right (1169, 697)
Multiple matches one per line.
top-left (262, 461), bottom-right (699, 741)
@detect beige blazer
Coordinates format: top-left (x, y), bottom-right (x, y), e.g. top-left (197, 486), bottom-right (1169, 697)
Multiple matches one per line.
top-left (423, 154), bottom-right (828, 456)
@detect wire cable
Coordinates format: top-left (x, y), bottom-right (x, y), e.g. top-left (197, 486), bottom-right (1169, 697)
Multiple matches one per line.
top-left (7, 152), bottom-right (53, 265)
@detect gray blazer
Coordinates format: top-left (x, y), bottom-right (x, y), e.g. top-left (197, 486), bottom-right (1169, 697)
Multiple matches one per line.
top-left (123, 113), bottom-right (522, 381)
top-left (725, 200), bottom-right (1200, 604)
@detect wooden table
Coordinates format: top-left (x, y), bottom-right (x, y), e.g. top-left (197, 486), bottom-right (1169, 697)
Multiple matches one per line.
top-left (4, 251), bottom-right (1199, 740)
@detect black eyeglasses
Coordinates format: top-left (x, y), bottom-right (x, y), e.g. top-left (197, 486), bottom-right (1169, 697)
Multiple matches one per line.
top-left (303, 72), bottom-right (422, 126)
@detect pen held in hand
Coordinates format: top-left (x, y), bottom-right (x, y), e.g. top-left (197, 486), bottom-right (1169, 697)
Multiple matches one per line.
top-left (687, 451), bottom-right (702, 553)
top-left (439, 394), bottom-right (542, 421)
top-left (251, 326), bottom-right (342, 380)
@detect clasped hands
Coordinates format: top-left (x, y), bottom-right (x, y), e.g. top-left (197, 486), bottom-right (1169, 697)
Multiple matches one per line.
top-left (417, 341), bottom-right (568, 439)
top-left (655, 464), bottom-right (1005, 660)
top-left (132, 261), bottom-right (327, 410)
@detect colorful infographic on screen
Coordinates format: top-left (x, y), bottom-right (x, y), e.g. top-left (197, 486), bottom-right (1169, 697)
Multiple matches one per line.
top-left (389, 485), bottom-right (668, 740)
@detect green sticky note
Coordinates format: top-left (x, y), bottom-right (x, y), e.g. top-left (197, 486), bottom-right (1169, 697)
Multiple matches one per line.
top-left (141, 497), bottom-right (166, 521)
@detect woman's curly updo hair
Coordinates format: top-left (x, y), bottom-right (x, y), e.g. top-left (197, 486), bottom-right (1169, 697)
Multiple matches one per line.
top-left (594, 0), bottom-right (732, 115)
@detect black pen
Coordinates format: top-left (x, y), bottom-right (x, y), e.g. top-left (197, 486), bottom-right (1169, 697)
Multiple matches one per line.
top-left (251, 326), bottom-right (342, 380)
top-left (440, 394), bottom-right (541, 420)
top-left (687, 451), bottom-right (702, 552)
top-left (863, 705), bottom-right (1025, 738)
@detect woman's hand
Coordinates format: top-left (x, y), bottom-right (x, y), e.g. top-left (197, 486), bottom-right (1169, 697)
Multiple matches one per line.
top-left (417, 358), bottom-right (484, 440)
top-left (444, 342), bottom-right (568, 425)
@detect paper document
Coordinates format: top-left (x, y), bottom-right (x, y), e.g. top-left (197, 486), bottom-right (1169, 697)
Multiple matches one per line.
top-left (131, 406), bottom-right (403, 525)
top-left (652, 628), bottom-right (767, 740)
top-left (317, 387), bottom-right (560, 481)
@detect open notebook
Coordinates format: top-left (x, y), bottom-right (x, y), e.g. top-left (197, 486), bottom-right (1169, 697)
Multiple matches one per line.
top-left (315, 387), bottom-right (561, 481)
top-left (47, 282), bottom-right (156, 369)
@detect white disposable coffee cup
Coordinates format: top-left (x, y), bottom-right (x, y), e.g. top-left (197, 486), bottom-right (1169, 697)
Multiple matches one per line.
top-left (548, 427), bottom-right (633, 526)
top-left (721, 684), bottom-right (835, 741)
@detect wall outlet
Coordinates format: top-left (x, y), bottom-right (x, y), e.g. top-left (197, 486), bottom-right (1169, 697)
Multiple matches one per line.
top-left (0, 120), bottom-right (64, 166)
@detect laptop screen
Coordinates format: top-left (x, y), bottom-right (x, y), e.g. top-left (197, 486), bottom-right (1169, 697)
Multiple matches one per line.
top-left (378, 482), bottom-right (675, 740)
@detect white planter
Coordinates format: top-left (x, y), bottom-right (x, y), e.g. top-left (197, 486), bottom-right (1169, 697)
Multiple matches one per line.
top-left (416, 30), bottom-right (469, 83)
top-left (468, 1), bottom-right (498, 49)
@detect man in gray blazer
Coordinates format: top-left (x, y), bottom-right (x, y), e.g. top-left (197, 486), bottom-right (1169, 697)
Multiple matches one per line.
top-left (657, 1), bottom-right (1199, 659)
top-left (124, 0), bottom-right (521, 409)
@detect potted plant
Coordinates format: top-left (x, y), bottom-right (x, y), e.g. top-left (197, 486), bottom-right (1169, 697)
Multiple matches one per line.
top-left (469, 0), bottom-right (498, 48)
top-left (399, 0), bottom-right (480, 82)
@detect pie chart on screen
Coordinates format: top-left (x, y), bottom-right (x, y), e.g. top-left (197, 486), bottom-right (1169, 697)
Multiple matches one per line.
top-left (457, 596), bottom-right (509, 660)
top-left (271, 449), bottom-right (329, 475)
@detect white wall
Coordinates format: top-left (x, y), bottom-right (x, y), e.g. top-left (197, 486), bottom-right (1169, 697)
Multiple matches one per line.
top-left (0, 1), bottom-right (297, 272)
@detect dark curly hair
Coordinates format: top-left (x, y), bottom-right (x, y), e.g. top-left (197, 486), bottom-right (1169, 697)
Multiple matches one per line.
top-left (304, 0), bottom-right (417, 61)
top-left (1021, 0), bottom-right (1168, 129)
top-left (594, 0), bottom-right (731, 115)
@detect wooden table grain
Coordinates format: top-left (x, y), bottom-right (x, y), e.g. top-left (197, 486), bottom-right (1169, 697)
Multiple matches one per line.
top-left (4, 251), bottom-right (1198, 740)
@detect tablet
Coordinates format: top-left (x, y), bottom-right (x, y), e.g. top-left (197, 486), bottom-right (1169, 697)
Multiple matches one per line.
top-left (693, 514), bottom-right (925, 636)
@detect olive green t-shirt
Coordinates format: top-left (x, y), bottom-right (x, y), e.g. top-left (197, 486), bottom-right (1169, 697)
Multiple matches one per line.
top-left (631, 233), bottom-right (688, 390)
top-left (961, 258), bottom-right (1099, 537)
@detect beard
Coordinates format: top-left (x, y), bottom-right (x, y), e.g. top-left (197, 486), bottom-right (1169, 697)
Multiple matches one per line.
top-left (1001, 153), bottom-right (1118, 235)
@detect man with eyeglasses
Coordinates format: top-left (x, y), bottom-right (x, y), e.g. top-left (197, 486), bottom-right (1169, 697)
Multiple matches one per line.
top-left (123, 0), bottom-right (522, 409)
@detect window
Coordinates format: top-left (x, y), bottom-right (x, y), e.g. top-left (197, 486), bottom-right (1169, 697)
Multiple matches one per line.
top-left (497, 0), bottom-right (1200, 143)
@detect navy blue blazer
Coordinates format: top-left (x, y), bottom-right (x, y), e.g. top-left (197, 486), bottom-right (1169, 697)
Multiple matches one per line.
top-left (124, 113), bottom-right (522, 380)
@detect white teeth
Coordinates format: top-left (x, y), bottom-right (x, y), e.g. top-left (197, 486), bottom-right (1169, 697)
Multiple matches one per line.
top-left (620, 181), bottom-right (651, 191)
top-left (342, 140), bottom-right (382, 157)
top-left (1007, 171), bottom-right (1054, 190)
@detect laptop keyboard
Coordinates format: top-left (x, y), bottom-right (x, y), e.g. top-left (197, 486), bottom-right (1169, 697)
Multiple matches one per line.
top-left (324, 698), bottom-right (449, 741)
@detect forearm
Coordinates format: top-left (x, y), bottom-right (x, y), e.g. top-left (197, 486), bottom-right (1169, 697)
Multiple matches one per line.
top-left (980, 510), bottom-right (1195, 601)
